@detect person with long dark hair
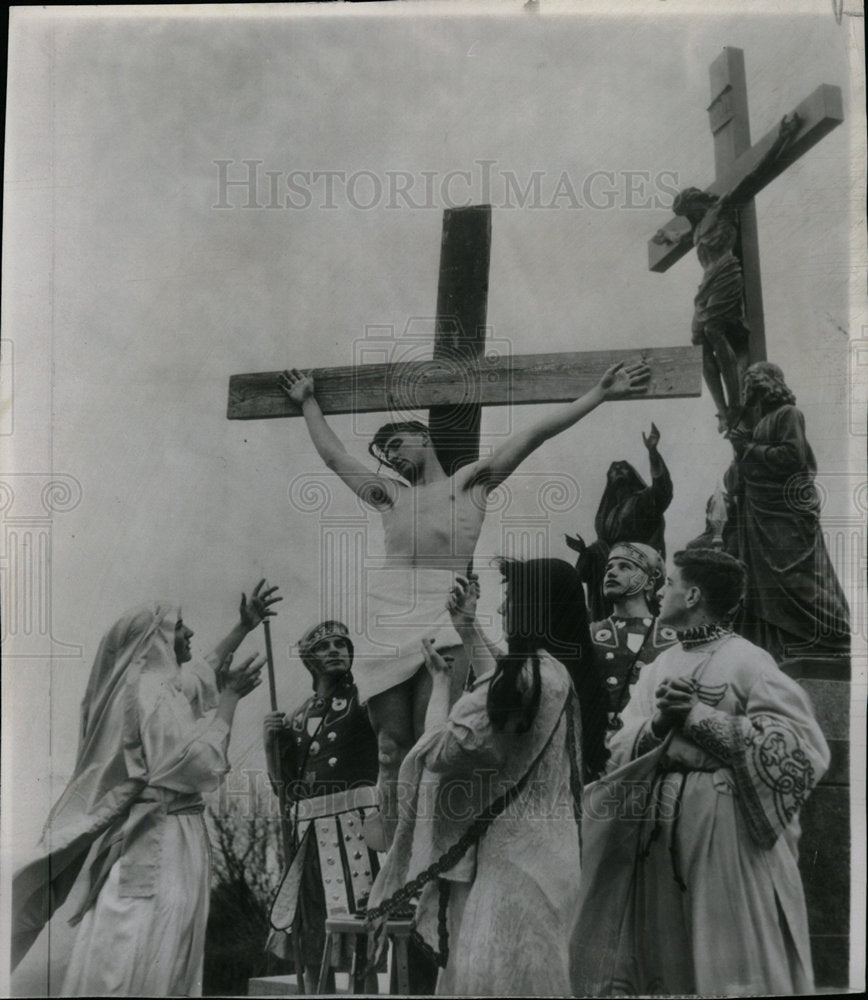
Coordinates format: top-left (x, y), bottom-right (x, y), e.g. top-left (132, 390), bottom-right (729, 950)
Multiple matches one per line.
top-left (366, 558), bottom-right (603, 996)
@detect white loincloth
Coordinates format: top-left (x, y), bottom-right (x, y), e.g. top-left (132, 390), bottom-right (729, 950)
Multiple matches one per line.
top-left (352, 566), bottom-right (463, 704)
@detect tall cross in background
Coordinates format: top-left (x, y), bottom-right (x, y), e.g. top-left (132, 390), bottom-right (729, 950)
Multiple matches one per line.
top-left (230, 207), bottom-right (700, 476)
top-left (648, 47), bottom-right (844, 366)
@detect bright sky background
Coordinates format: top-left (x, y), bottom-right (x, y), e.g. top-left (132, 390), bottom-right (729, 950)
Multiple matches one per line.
top-left (2, 1), bottom-right (865, 992)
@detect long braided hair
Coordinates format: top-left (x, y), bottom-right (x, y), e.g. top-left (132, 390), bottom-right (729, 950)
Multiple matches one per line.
top-left (490, 557), bottom-right (609, 780)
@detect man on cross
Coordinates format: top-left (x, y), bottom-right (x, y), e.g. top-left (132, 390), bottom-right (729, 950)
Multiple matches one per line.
top-left (658, 113), bottom-right (802, 432)
top-left (280, 359), bottom-right (649, 846)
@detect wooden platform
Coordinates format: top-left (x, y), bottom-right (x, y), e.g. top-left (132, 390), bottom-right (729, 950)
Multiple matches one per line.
top-left (248, 972), bottom-right (391, 996)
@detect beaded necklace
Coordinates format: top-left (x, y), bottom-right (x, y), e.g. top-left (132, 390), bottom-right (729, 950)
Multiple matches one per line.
top-left (676, 622), bottom-right (733, 650)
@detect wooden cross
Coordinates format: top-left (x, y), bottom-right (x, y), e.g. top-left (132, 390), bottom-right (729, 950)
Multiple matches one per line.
top-left (648, 47), bottom-right (844, 365)
top-left (229, 205), bottom-right (701, 474)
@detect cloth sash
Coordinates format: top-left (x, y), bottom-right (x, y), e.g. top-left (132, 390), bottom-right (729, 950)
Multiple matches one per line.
top-left (270, 787), bottom-right (380, 930)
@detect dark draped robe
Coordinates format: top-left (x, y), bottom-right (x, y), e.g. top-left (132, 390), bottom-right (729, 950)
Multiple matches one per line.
top-left (733, 403), bottom-right (850, 661)
top-left (575, 452), bottom-right (673, 621)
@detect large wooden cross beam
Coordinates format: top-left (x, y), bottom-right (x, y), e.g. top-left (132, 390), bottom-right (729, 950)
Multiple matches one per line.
top-left (648, 47), bottom-right (843, 364)
top-left (229, 206), bottom-right (701, 473)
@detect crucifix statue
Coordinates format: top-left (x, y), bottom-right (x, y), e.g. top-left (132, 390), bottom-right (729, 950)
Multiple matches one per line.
top-left (229, 205), bottom-right (701, 846)
top-left (648, 48), bottom-right (843, 433)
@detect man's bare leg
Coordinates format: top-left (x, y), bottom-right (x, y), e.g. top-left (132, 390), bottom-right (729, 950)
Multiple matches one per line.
top-left (701, 339), bottom-right (731, 433)
top-left (365, 679), bottom-right (416, 850)
top-left (365, 648), bottom-right (470, 850)
top-left (705, 321), bottom-right (743, 428)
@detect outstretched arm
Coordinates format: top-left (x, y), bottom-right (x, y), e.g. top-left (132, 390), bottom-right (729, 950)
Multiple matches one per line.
top-left (206, 579), bottom-right (282, 673)
top-left (279, 370), bottom-right (399, 509)
top-left (642, 422), bottom-right (673, 510)
top-left (723, 112), bottom-right (802, 208)
top-left (468, 361), bottom-right (650, 492)
top-left (447, 575), bottom-right (499, 678)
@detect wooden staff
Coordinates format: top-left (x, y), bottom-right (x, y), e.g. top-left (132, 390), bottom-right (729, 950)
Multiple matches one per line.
top-left (262, 619), bottom-right (306, 992)
top-left (264, 619), bottom-right (278, 712)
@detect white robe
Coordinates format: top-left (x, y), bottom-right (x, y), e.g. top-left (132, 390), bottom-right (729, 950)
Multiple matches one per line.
top-left (61, 661), bottom-right (230, 997)
top-left (574, 633), bottom-right (829, 996)
top-left (369, 653), bottom-right (583, 997)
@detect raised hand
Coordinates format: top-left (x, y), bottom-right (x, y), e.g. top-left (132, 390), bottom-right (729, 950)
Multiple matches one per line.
top-left (421, 637), bottom-right (453, 681)
top-left (221, 653), bottom-right (265, 699)
top-left (599, 361), bottom-right (651, 398)
top-left (565, 533), bottom-right (587, 556)
top-left (279, 369), bottom-right (316, 406)
top-left (240, 579), bottom-right (282, 632)
top-left (642, 422), bottom-right (661, 451)
top-left (446, 574), bottom-right (480, 629)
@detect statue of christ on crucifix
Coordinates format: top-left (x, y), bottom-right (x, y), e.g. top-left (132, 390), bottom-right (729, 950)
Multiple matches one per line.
top-left (279, 360), bottom-right (649, 846)
top-left (660, 112), bottom-right (801, 433)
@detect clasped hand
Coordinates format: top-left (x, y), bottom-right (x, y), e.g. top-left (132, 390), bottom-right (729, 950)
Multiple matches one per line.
top-left (652, 676), bottom-right (699, 735)
top-left (263, 710), bottom-right (286, 747)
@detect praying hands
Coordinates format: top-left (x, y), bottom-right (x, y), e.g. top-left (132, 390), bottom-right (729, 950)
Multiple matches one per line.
top-left (651, 676), bottom-right (699, 736)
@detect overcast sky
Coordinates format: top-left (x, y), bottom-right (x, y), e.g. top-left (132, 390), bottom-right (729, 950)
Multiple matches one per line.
top-left (2, 1), bottom-right (864, 990)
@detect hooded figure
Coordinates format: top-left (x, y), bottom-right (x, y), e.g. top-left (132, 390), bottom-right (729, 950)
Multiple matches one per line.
top-left (568, 424), bottom-right (673, 621)
top-left (12, 602), bottom-right (234, 996)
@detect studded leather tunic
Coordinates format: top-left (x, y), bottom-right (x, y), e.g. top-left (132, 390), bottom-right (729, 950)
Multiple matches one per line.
top-left (590, 616), bottom-right (678, 718)
top-left (275, 677), bottom-right (379, 801)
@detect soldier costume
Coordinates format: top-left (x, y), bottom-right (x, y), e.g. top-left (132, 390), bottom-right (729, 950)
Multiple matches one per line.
top-left (591, 615), bottom-right (678, 719)
top-left (589, 542), bottom-right (677, 724)
top-left (267, 622), bottom-right (380, 975)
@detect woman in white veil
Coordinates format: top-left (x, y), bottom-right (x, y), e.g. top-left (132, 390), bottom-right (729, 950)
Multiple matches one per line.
top-left (12, 581), bottom-right (280, 997)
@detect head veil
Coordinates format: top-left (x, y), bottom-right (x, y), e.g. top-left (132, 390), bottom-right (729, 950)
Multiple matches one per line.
top-left (12, 600), bottom-right (181, 969)
top-left (594, 462), bottom-right (647, 539)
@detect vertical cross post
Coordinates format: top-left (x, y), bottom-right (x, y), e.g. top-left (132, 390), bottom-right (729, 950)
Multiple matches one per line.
top-left (707, 47), bottom-right (766, 364)
top-left (428, 205), bottom-right (492, 475)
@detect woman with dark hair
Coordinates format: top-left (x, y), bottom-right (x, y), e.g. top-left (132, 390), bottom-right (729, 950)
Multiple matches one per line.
top-left (490, 556), bottom-right (608, 781)
top-left (367, 558), bottom-right (598, 996)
